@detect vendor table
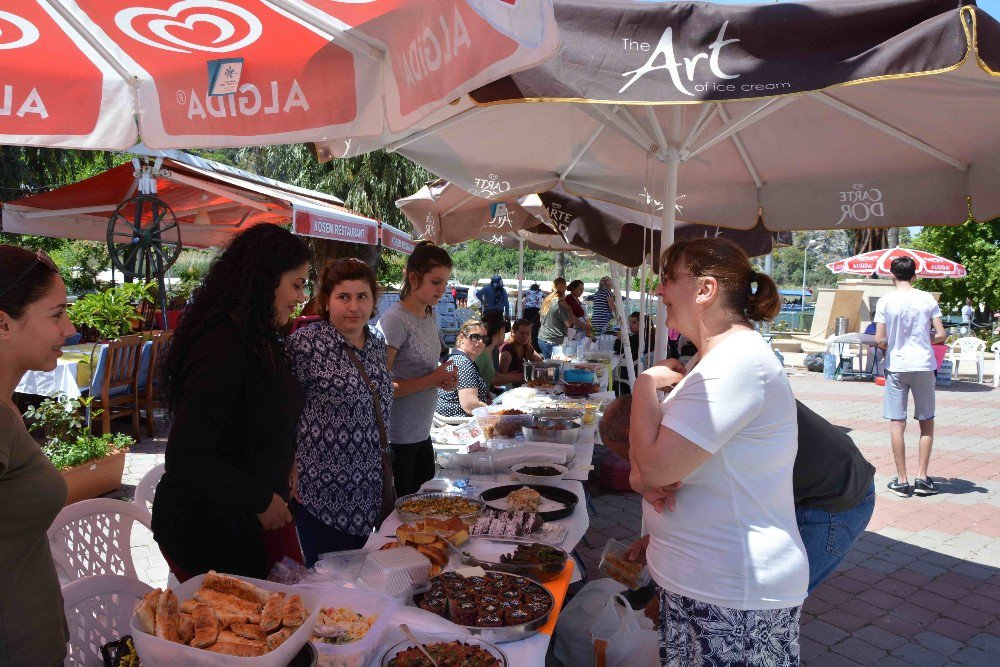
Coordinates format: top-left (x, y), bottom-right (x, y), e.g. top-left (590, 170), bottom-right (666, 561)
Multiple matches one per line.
top-left (363, 477), bottom-right (589, 666)
top-left (825, 333), bottom-right (881, 380)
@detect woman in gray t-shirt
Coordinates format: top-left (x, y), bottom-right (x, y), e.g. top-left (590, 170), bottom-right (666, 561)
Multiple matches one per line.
top-left (376, 242), bottom-right (458, 496)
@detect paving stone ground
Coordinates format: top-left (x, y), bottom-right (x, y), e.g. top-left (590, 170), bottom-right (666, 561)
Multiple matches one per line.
top-left (113, 369), bottom-right (999, 665)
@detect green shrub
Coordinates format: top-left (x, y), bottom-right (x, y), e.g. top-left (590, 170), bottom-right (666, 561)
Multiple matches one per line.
top-left (23, 395), bottom-right (133, 470)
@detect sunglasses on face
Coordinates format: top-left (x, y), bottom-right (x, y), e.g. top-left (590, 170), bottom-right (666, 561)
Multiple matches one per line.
top-left (0, 250), bottom-right (58, 299)
top-left (465, 333), bottom-right (491, 344)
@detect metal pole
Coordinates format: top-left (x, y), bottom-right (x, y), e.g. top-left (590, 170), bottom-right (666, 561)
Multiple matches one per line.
top-left (654, 107), bottom-right (683, 363)
top-left (801, 244), bottom-right (809, 330)
top-left (517, 237), bottom-right (525, 319)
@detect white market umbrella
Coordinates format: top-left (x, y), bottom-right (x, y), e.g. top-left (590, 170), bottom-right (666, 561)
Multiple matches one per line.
top-left (317, 0), bottom-right (1000, 359)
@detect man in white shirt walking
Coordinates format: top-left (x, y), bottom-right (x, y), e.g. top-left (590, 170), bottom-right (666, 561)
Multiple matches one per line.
top-left (874, 257), bottom-right (947, 498)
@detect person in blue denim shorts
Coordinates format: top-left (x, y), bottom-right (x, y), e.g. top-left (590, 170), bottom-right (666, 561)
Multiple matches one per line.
top-left (602, 396), bottom-right (876, 593)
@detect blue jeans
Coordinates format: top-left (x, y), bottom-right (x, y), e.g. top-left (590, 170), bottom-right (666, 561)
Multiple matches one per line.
top-left (537, 339), bottom-right (555, 359)
top-left (796, 482), bottom-right (876, 592)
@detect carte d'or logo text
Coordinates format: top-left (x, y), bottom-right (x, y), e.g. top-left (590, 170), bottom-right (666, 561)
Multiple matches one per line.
top-left (837, 184), bottom-right (884, 225)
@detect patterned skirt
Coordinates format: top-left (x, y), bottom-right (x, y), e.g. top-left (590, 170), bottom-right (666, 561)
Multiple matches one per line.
top-left (657, 587), bottom-right (801, 666)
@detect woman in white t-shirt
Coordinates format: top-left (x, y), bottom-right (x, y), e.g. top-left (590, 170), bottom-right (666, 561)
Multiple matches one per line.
top-left (630, 238), bottom-right (808, 666)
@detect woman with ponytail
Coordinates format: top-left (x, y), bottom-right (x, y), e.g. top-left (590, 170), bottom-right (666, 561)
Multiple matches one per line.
top-left (628, 238), bottom-right (807, 666)
top-left (376, 241), bottom-right (458, 496)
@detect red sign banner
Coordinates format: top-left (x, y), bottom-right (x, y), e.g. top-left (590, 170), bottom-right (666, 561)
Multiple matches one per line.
top-left (380, 223), bottom-right (415, 255)
top-left (294, 208), bottom-right (377, 245)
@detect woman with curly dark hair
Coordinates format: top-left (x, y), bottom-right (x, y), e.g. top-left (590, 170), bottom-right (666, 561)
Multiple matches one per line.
top-left (152, 225), bottom-right (311, 580)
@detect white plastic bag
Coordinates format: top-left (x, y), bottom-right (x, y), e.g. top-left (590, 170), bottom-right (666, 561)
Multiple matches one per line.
top-left (605, 598), bottom-right (659, 667)
top-left (590, 591), bottom-right (659, 667)
top-left (553, 579), bottom-right (626, 667)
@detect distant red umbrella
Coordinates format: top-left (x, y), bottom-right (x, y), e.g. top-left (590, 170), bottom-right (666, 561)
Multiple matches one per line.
top-left (826, 247), bottom-right (966, 279)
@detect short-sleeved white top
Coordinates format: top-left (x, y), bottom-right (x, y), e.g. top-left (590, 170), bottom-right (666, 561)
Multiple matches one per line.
top-left (643, 330), bottom-right (808, 611)
top-left (874, 289), bottom-right (942, 373)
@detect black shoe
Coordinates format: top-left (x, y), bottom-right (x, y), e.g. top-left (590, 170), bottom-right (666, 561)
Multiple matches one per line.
top-left (887, 478), bottom-right (913, 497)
top-left (913, 477), bottom-right (939, 496)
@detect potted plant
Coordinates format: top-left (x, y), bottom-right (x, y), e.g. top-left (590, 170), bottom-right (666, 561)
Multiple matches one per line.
top-left (68, 282), bottom-right (155, 342)
top-left (23, 395), bottom-right (134, 505)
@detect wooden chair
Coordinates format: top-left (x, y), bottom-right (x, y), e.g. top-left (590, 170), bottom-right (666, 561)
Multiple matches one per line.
top-left (91, 335), bottom-right (144, 436)
top-left (136, 298), bottom-right (156, 331)
top-left (137, 331), bottom-right (173, 438)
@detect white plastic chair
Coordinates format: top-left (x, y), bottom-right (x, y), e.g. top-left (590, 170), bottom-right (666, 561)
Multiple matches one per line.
top-left (133, 463), bottom-right (165, 522)
top-left (63, 574), bottom-right (153, 667)
top-left (992, 342), bottom-right (1000, 388)
top-left (948, 336), bottom-right (986, 383)
top-left (47, 498), bottom-right (152, 585)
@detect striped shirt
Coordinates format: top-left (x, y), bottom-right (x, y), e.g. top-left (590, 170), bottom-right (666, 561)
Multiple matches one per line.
top-left (592, 288), bottom-right (614, 333)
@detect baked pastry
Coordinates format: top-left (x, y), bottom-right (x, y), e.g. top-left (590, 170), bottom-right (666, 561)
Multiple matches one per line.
top-left (282, 594), bottom-right (306, 628)
top-left (260, 591), bottom-right (285, 632)
top-left (154, 589), bottom-right (180, 643)
top-left (229, 623), bottom-right (267, 642)
top-left (134, 588), bottom-right (161, 634)
top-left (178, 613), bottom-right (194, 644)
top-left (217, 630), bottom-right (265, 646)
top-left (266, 627), bottom-right (295, 651)
top-left (204, 571), bottom-right (269, 605)
top-left (190, 604), bottom-right (219, 649)
top-left (506, 487), bottom-right (542, 513)
top-left (192, 588), bottom-right (260, 617)
top-left (205, 641), bottom-right (268, 657)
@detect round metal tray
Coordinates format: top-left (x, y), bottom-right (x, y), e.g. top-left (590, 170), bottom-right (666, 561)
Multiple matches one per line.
top-left (411, 570), bottom-right (556, 644)
top-left (381, 636), bottom-right (508, 666)
top-left (395, 492), bottom-right (486, 524)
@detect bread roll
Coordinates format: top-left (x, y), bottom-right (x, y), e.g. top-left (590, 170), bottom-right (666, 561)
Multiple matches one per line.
top-left (281, 594), bottom-right (306, 628)
top-left (178, 613), bottom-right (194, 644)
top-left (134, 588), bottom-right (161, 634)
top-left (191, 604), bottom-right (219, 649)
top-left (192, 588), bottom-right (261, 616)
top-left (266, 627), bottom-right (295, 651)
top-left (154, 589), bottom-right (180, 643)
top-left (205, 641), bottom-right (268, 657)
top-left (204, 571), bottom-right (269, 605)
top-left (260, 592), bottom-right (285, 632)
top-left (217, 630), bottom-right (266, 646)
top-left (230, 623), bottom-right (267, 642)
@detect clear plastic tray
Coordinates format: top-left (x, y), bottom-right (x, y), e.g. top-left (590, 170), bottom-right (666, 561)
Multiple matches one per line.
top-left (598, 538), bottom-right (651, 590)
top-left (473, 406), bottom-right (533, 439)
top-left (296, 584), bottom-right (398, 667)
top-left (307, 548), bottom-right (369, 587)
top-left (358, 546), bottom-right (430, 598)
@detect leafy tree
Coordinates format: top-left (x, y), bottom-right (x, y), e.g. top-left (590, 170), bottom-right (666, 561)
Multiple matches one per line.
top-left (913, 218), bottom-right (1000, 316)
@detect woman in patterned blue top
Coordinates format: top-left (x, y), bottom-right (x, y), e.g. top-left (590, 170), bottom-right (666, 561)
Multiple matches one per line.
top-left (436, 320), bottom-right (493, 417)
top-left (287, 258), bottom-right (394, 564)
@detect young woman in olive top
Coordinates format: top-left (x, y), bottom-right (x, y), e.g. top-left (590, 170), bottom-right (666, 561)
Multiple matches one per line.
top-left (0, 246), bottom-right (75, 666)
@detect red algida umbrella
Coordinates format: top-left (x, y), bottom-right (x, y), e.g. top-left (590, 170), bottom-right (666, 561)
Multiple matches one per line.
top-left (826, 247), bottom-right (967, 279)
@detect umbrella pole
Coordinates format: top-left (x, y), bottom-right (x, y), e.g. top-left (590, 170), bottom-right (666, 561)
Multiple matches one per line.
top-left (654, 107), bottom-right (682, 362)
top-left (517, 237), bottom-right (525, 319)
top-left (610, 262), bottom-right (636, 388)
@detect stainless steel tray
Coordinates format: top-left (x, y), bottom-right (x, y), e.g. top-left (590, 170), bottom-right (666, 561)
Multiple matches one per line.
top-left (411, 570), bottom-right (556, 644)
top-left (395, 492), bottom-right (486, 524)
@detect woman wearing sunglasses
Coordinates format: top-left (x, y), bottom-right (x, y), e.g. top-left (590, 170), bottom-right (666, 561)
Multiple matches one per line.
top-left (435, 320), bottom-right (493, 417)
top-left (0, 246), bottom-right (75, 666)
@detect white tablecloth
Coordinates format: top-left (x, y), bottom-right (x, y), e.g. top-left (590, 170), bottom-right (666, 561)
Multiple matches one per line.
top-left (16, 357), bottom-right (84, 398)
top-left (362, 478), bottom-right (590, 666)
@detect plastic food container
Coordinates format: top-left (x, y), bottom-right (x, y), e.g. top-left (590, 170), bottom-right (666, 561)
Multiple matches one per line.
top-left (562, 368), bottom-right (596, 384)
top-left (358, 546), bottom-right (431, 598)
top-left (522, 417), bottom-right (581, 445)
top-left (297, 584), bottom-right (398, 667)
top-left (472, 406), bottom-right (533, 440)
top-left (380, 636), bottom-right (508, 667)
top-left (598, 538), bottom-right (651, 591)
top-left (129, 573), bottom-right (321, 667)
